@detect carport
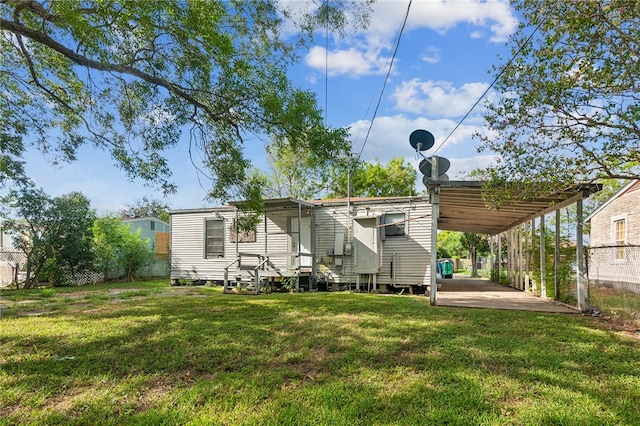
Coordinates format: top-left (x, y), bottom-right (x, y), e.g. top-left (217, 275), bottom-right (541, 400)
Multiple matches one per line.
top-left (425, 180), bottom-right (601, 312)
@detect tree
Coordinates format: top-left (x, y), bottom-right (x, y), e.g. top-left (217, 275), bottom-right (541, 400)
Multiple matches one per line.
top-left (327, 157), bottom-right (417, 198)
top-left (3, 188), bottom-right (95, 287)
top-left (120, 197), bottom-right (170, 223)
top-left (0, 133), bottom-right (28, 190)
top-left (461, 233), bottom-right (489, 278)
top-left (93, 216), bottom-right (155, 282)
top-left (478, 0), bottom-right (640, 201)
top-left (261, 129), bottom-right (351, 199)
top-left (0, 1), bottom-right (371, 203)
top-left (437, 230), bottom-right (466, 259)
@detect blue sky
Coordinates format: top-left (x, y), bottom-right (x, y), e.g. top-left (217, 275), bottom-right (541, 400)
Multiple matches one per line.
top-left (21, 0), bottom-right (518, 214)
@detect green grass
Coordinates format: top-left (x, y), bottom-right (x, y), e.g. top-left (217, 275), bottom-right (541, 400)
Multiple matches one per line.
top-left (1, 280), bottom-right (639, 425)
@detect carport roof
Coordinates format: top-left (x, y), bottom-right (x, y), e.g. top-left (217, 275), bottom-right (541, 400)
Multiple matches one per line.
top-left (426, 181), bottom-right (601, 235)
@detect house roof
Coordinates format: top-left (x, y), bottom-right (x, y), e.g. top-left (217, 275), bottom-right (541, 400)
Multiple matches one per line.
top-left (229, 198), bottom-right (316, 210)
top-left (173, 182), bottom-right (600, 236)
top-left (426, 180), bottom-right (601, 235)
top-left (121, 216), bottom-right (169, 226)
top-left (584, 179), bottom-right (640, 223)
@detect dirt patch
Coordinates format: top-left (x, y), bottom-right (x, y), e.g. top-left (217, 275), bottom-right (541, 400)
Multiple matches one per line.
top-left (590, 315), bottom-right (640, 340)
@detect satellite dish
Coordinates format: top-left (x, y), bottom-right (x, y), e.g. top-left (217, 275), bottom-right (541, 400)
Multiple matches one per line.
top-left (418, 156), bottom-right (451, 177)
top-left (409, 129), bottom-right (435, 151)
top-left (422, 175), bottom-right (430, 186)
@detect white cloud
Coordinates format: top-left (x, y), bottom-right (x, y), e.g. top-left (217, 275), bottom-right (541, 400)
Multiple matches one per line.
top-left (305, 45), bottom-right (391, 78)
top-left (348, 114), bottom-right (487, 165)
top-left (445, 154), bottom-right (498, 179)
top-left (369, 0), bottom-right (517, 43)
top-left (391, 79), bottom-right (490, 118)
top-left (421, 46), bottom-right (440, 64)
top-left (302, 0), bottom-right (517, 78)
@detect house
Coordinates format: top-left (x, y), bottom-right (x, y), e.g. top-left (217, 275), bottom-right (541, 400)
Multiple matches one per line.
top-left (169, 196), bottom-right (433, 293)
top-left (586, 180), bottom-right (640, 292)
top-left (0, 226), bottom-right (26, 287)
top-left (121, 216), bottom-right (171, 277)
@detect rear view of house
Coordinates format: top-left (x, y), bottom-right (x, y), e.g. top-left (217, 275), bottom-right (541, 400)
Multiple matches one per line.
top-left (587, 180), bottom-right (640, 293)
top-left (170, 196), bottom-right (433, 293)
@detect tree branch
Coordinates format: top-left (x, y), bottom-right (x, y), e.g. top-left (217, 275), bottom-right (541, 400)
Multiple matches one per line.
top-left (0, 17), bottom-right (226, 123)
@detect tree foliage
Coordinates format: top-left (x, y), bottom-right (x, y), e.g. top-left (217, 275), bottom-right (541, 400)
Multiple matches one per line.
top-left (0, 0), bottom-right (371, 202)
top-left (120, 197), bottom-right (170, 223)
top-left (478, 0), bottom-right (640, 200)
top-left (461, 232), bottom-right (489, 278)
top-left (437, 230), bottom-right (466, 259)
top-left (327, 157), bottom-right (417, 198)
top-left (3, 188), bottom-right (95, 287)
top-left (261, 128), bottom-right (351, 199)
top-left (93, 216), bottom-right (154, 282)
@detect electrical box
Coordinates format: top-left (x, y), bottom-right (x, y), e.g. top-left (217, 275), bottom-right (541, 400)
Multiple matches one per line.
top-left (334, 233), bottom-right (344, 256)
top-left (344, 243), bottom-right (352, 256)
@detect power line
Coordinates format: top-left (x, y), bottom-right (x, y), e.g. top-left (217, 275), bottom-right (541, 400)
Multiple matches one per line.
top-left (357, 0), bottom-right (412, 160)
top-left (432, 15), bottom-right (548, 155)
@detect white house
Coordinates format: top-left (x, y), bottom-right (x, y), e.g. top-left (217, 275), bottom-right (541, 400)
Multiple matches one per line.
top-left (586, 180), bottom-right (640, 292)
top-left (170, 196), bottom-right (433, 293)
top-left (0, 226), bottom-right (26, 287)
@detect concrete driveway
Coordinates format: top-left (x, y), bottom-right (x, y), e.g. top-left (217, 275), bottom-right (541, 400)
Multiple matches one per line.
top-left (436, 276), bottom-right (577, 313)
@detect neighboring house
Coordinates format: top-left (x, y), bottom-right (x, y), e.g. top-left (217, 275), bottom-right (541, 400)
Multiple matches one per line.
top-left (170, 196), bottom-right (432, 292)
top-left (586, 180), bottom-right (640, 292)
top-left (0, 226), bottom-right (26, 287)
top-left (121, 216), bottom-right (171, 277)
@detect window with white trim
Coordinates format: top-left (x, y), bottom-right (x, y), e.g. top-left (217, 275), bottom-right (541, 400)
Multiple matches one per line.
top-left (205, 218), bottom-right (224, 258)
top-left (613, 217), bottom-right (626, 260)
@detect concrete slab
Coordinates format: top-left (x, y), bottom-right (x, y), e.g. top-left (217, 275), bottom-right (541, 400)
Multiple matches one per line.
top-left (436, 276), bottom-right (577, 314)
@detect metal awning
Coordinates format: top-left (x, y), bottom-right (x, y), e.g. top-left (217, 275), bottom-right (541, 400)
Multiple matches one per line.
top-left (426, 181), bottom-right (601, 235)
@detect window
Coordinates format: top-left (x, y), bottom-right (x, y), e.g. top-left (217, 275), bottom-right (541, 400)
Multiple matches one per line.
top-left (613, 218), bottom-right (626, 260)
top-left (150, 220), bottom-right (155, 231)
top-left (383, 213), bottom-right (405, 237)
top-left (205, 218), bottom-right (224, 258)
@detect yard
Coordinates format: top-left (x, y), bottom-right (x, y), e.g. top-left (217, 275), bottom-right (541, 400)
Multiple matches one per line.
top-left (1, 281), bottom-right (639, 425)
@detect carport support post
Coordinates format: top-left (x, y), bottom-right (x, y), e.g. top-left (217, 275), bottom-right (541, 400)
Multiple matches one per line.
top-left (540, 214), bottom-right (546, 297)
top-left (531, 219), bottom-right (537, 293)
top-left (497, 233), bottom-right (502, 283)
top-left (576, 199), bottom-right (587, 312)
top-left (524, 221), bottom-right (530, 292)
top-left (519, 224), bottom-right (524, 290)
top-left (429, 157), bottom-right (439, 306)
top-left (555, 209), bottom-right (561, 300)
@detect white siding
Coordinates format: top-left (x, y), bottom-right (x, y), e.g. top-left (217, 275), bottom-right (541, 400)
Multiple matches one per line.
top-left (170, 208), bottom-right (236, 280)
top-left (313, 199), bottom-right (432, 287)
top-left (170, 197), bottom-right (433, 286)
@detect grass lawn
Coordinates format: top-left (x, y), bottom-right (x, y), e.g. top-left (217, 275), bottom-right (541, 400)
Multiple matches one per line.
top-left (1, 280), bottom-right (639, 425)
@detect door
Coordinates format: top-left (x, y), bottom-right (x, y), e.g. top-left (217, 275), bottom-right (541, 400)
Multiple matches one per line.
top-left (353, 216), bottom-right (379, 273)
top-left (290, 216), bottom-right (312, 269)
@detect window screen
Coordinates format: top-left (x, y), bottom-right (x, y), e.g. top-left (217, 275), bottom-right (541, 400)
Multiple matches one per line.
top-left (614, 218), bottom-right (626, 260)
top-left (205, 218), bottom-right (224, 258)
top-left (150, 220), bottom-right (155, 231)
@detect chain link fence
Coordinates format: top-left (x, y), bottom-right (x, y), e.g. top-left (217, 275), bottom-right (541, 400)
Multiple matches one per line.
top-left (0, 250), bottom-right (26, 288)
top-left (587, 245), bottom-right (640, 325)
